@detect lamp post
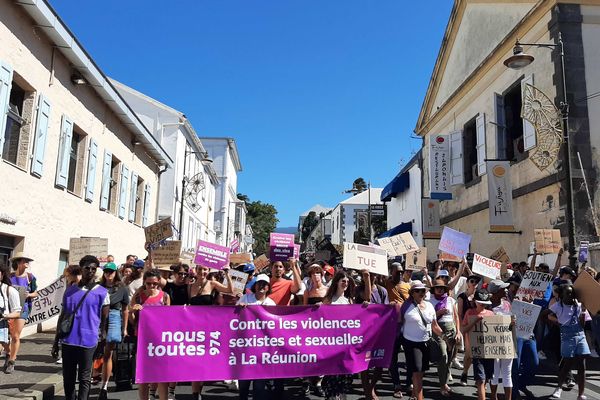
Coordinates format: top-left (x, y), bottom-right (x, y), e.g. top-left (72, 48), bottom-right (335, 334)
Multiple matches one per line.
top-left (178, 149), bottom-right (213, 241)
top-left (503, 32), bottom-right (577, 268)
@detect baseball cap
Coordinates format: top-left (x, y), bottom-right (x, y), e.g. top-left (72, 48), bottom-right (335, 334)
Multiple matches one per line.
top-left (133, 259), bottom-right (145, 269)
top-left (323, 265), bottom-right (335, 276)
top-left (487, 279), bottom-right (510, 294)
top-left (103, 262), bottom-right (118, 272)
top-left (243, 263), bottom-right (255, 273)
top-left (252, 274), bottom-right (270, 289)
top-left (474, 289), bottom-right (492, 305)
top-left (436, 269), bottom-right (450, 278)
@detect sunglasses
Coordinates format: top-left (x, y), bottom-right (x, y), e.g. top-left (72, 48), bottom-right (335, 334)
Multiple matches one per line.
top-left (177, 272), bottom-right (188, 277)
top-left (83, 266), bottom-right (97, 272)
top-left (145, 281), bottom-right (159, 286)
top-left (413, 289), bottom-right (426, 294)
top-left (468, 279), bottom-right (479, 284)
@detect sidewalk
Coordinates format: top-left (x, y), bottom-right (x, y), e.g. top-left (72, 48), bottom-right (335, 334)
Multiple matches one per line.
top-left (0, 331), bottom-right (63, 400)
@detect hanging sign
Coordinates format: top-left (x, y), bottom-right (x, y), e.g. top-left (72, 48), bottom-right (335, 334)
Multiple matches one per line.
top-left (429, 135), bottom-right (451, 200)
top-left (422, 199), bottom-right (441, 239)
top-left (487, 161), bottom-right (514, 231)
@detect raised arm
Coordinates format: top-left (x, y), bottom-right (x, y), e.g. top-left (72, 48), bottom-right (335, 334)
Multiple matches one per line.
top-left (211, 267), bottom-right (234, 294)
top-left (290, 258), bottom-right (302, 294)
top-left (552, 248), bottom-right (564, 277)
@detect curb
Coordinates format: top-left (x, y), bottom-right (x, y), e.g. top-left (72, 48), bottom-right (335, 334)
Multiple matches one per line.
top-left (0, 372), bottom-right (63, 400)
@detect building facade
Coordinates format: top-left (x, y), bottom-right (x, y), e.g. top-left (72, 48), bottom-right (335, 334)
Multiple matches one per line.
top-left (417, 0), bottom-right (600, 261)
top-left (330, 188), bottom-right (384, 245)
top-left (112, 81), bottom-right (219, 251)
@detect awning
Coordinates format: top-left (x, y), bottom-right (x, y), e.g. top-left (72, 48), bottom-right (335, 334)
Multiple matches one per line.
top-left (380, 171), bottom-right (410, 202)
top-left (377, 222), bottom-right (413, 238)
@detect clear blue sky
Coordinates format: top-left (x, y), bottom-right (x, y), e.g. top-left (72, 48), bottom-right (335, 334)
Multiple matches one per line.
top-left (51, 0), bottom-right (453, 227)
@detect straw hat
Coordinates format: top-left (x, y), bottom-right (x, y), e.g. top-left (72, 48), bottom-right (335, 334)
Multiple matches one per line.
top-left (9, 251), bottom-right (34, 262)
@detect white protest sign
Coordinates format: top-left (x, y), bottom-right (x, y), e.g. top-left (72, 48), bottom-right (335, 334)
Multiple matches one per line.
top-left (69, 237), bottom-right (108, 265)
top-left (224, 269), bottom-right (250, 297)
top-left (406, 247), bottom-right (428, 271)
top-left (25, 276), bottom-right (66, 326)
top-left (343, 242), bottom-right (388, 276)
top-left (377, 232), bottom-right (419, 256)
top-left (517, 270), bottom-right (553, 300)
top-left (471, 253), bottom-right (501, 279)
top-left (512, 300), bottom-right (542, 340)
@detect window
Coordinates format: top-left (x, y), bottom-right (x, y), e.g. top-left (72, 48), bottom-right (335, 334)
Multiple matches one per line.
top-left (67, 128), bottom-right (86, 194)
top-left (463, 117), bottom-right (478, 184)
top-left (1, 76), bottom-right (36, 169)
top-left (134, 176), bottom-right (145, 225)
top-left (496, 76), bottom-right (533, 162)
top-left (108, 156), bottom-right (121, 214)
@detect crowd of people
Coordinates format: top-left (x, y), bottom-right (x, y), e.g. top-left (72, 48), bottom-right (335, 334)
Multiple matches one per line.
top-left (0, 245), bottom-right (599, 400)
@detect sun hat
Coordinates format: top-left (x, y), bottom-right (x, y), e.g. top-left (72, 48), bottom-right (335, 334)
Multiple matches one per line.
top-left (487, 279), bottom-right (510, 294)
top-left (410, 280), bottom-right (429, 291)
top-left (251, 274), bottom-right (270, 289)
top-left (133, 259), bottom-right (145, 269)
top-left (474, 289), bottom-right (492, 305)
top-left (9, 251), bottom-right (34, 262)
top-left (432, 278), bottom-right (448, 290)
top-left (103, 262), bottom-right (118, 272)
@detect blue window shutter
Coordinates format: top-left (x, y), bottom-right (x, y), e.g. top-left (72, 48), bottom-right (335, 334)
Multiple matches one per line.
top-left (142, 183), bottom-right (151, 227)
top-left (118, 164), bottom-right (129, 219)
top-left (0, 61), bottom-right (13, 152)
top-left (99, 150), bottom-right (112, 210)
top-left (55, 115), bottom-right (73, 188)
top-left (31, 94), bottom-right (51, 177)
top-left (85, 139), bottom-right (98, 202)
top-left (128, 171), bottom-right (138, 222)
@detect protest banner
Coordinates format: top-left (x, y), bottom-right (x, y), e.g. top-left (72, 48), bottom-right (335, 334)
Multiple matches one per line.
top-left (270, 233), bottom-right (295, 247)
top-left (229, 253), bottom-right (252, 265)
top-left (294, 244), bottom-right (300, 259)
top-left (194, 240), bottom-right (230, 270)
top-left (343, 243), bottom-right (387, 275)
top-left (422, 199), bottom-right (441, 239)
top-left (144, 217), bottom-right (174, 245)
top-left (269, 233), bottom-right (295, 262)
top-left (253, 254), bottom-right (270, 271)
top-left (429, 134), bottom-right (452, 200)
top-left (224, 269), bottom-right (250, 297)
top-left (512, 300), bottom-right (542, 340)
top-left (468, 315), bottom-right (516, 359)
top-left (270, 246), bottom-right (294, 262)
top-left (517, 270), bottom-right (553, 300)
top-left (377, 232), bottom-right (419, 256)
top-left (136, 304), bottom-right (396, 383)
top-left (573, 270), bottom-right (600, 315)
top-left (579, 241), bottom-right (590, 263)
top-left (406, 247), bottom-right (427, 271)
top-left (534, 229), bottom-right (561, 253)
top-left (439, 251), bottom-right (461, 262)
top-left (69, 237), bottom-right (108, 265)
top-left (490, 246), bottom-right (510, 264)
top-left (230, 239), bottom-right (240, 253)
top-left (471, 253), bottom-right (501, 279)
top-left (152, 240), bottom-right (182, 267)
top-left (25, 276), bottom-right (66, 326)
top-left (438, 227), bottom-right (470, 258)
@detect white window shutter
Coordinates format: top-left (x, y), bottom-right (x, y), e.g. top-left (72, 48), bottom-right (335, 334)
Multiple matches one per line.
top-left (128, 171), bottom-right (138, 222)
top-left (0, 61), bottom-right (13, 152)
top-left (31, 95), bottom-right (51, 177)
top-left (55, 115), bottom-right (73, 188)
top-left (522, 74), bottom-right (536, 151)
top-left (495, 93), bottom-right (507, 159)
top-left (85, 139), bottom-right (98, 202)
top-left (476, 113), bottom-right (487, 176)
top-left (99, 150), bottom-right (112, 210)
top-left (118, 164), bottom-right (129, 219)
top-left (142, 183), bottom-right (151, 227)
top-left (450, 130), bottom-right (464, 185)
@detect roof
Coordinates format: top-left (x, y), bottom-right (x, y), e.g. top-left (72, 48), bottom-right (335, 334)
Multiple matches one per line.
top-left (16, 0), bottom-right (172, 167)
top-left (300, 204), bottom-right (333, 217)
top-left (200, 137), bottom-right (242, 172)
top-left (340, 188), bottom-right (383, 205)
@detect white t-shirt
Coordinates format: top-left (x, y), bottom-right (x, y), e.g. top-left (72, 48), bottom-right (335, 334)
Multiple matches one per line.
top-left (237, 293), bottom-right (276, 306)
top-left (0, 283), bottom-right (22, 314)
top-left (330, 295), bottom-right (351, 305)
top-left (452, 276), bottom-right (467, 299)
top-left (128, 278), bottom-right (143, 298)
top-left (402, 301), bottom-right (436, 342)
top-left (550, 301), bottom-right (582, 326)
top-left (429, 296), bottom-right (456, 324)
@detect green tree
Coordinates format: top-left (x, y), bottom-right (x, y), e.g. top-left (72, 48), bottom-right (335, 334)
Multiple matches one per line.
top-left (352, 177), bottom-right (367, 194)
top-left (237, 193), bottom-right (278, 255)
top-left (301, 211), bottom-right (319, 243)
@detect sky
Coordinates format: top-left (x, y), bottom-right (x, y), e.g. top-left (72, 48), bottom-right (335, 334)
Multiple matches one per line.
top-left (51, 0), bottom-right (453, 227)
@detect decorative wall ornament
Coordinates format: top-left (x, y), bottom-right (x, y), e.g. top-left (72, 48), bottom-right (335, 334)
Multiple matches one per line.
top-left (521, 83), bottom-right (564, 171)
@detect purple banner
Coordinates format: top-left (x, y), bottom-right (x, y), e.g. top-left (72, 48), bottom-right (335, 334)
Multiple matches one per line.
top-left (136, 305), bottom-right (397, 383)
top-left (194, 240), bottom-right (230, 270)
top-left (270, 233), bottom-right (295, 247)
top-left (270, 245), bottom-right (294, 261)
top-left (579, 241), bottom-right (589, 263)
top-left (439, 227), bottom-right (471, 258)
top-left (230, 239), bottom-right (240, 253)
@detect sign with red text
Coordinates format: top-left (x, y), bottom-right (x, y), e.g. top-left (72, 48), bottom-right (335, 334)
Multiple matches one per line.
top-left (429, 134), bottom-right (452, 200)
top-left (472, 253), bottom-right (501, 279)
top-left (534, 229), bottom-right (562, 253)
top-left (343, 242), bottom-right (388, 276)
top-left (517, 271), bottom-right (553, 300)
top-left (439, 227), bottom-right (471, 258)
top-left (512, 300), bottom-right (542, 340)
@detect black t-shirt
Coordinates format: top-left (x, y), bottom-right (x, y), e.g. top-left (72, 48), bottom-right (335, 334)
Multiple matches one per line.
top-left (164, 282), bottom-right (190, 306)
top-left (107, 286), bottom-right (129, 310)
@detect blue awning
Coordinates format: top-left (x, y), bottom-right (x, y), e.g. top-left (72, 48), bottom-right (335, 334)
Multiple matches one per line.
top-left (377, 222), bottom-right (413, 238)
top-left (380, 171), bottom-right (410, 202)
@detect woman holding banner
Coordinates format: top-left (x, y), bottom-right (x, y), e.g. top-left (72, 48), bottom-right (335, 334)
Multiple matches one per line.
top-left (1, 263), bottom-right (22, 372)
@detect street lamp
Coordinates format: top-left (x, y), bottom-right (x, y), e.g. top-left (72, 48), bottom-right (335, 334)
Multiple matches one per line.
top-left (178, 149), bottom-right (213, 240)
top-left (503, 32), bottom-right (577, 268)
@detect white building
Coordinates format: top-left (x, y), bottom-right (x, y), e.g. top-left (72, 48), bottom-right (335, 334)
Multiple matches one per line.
top-left (380, 150), bottom-right (423, 245)
top-left (0, 0), bottom-right (171, 314)
top-left (330, 188), bottom-right (384, 245)
top-left (200, 137), bottom-right (246, 248)
top-left (111, 81), bottom-right (219, 250)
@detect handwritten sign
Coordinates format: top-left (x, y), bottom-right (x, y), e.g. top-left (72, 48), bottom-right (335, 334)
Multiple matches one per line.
top-left (377, 232), bottom-right (419, 256)
top-left (469, 315), bottom-right (516, 359)
top-left (573, 270), bottom-right (600, 315)
top-left (253, 254), bottom-right (270, 271)
top-left (343, 242), bottom-right (388, 276)
top-left (224, 269), bottom-right (250, 297)
top-left (406, 247), bottom-right (428, 271)
top-left (144, 218), bottom-right (174, 245)
top-left (230, 239), bottom-right (240, 253)
top-left (229, 253), bottom-right (253, 265)
top-left (69, 237), bottom-right (108, 265)
top-left (194, 240), bottom-right (230, 270)
top-left (25, 276), bottom-right (66, 326)
top-left (439, 251), bottom-right (461, 262)
top-left (490, 247), bottom-right (510, 264)
top-left (512, 300), bottom-right (541, 340)
top-left (517, 271), bottom-right (553, 300)
top-left (471, 253), bottom-right (501, 279)
top-left (534, 229), bottom-right (561, 254)
top-left (152, 241), bottom-right (182, 267)
top-left (439, 227), bottom-right (470, 258)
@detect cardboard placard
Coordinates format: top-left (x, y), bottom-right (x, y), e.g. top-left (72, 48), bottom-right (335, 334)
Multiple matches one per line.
top-left (512, 300), bottom-right (542, 340)
top-left (573, 270), bottom-right (600, 315)
top-left (229, 253), bottom-right (253, 265)
top-left (534, 229), bottom-right (562, 254)
top-left (472, 253), bottom-right (501, 279)
top-left (152, 240), bottom-right (182, 267)
top-left (490, 247), bottom-right (510, 264)
top-left (144, 217), bottom-right (174, 245)
top-left (517, 270), bottom-right (553, 300)
top-left (343, 242), bottom-right (388, 276)
top-left (377, 232), bottom-right (419, 256)
top-left (69, 237), bottom-right (108, 265)
top-left (439, 227), bottom-right (471, 258)
top-left (406, 247), bottom-right (428, 271)
top-left (253, 254), bottom-right (270, 271)
top-left (469, 315), bottom-right (517, 359)
top-left (224, 269), bottom-right (250, 297)
top-left (194, 240), bottom-right (230, 270)
top-left (439, 251), bottom-right (461, 262)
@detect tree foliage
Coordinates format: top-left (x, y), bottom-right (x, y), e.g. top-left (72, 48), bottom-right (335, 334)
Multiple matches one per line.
top-left (352, 177), bottom-right (367, 194)
top-left (237, 193), bottom-right (278, 255)
top-left (301, 211), bottom-right (319, 243)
